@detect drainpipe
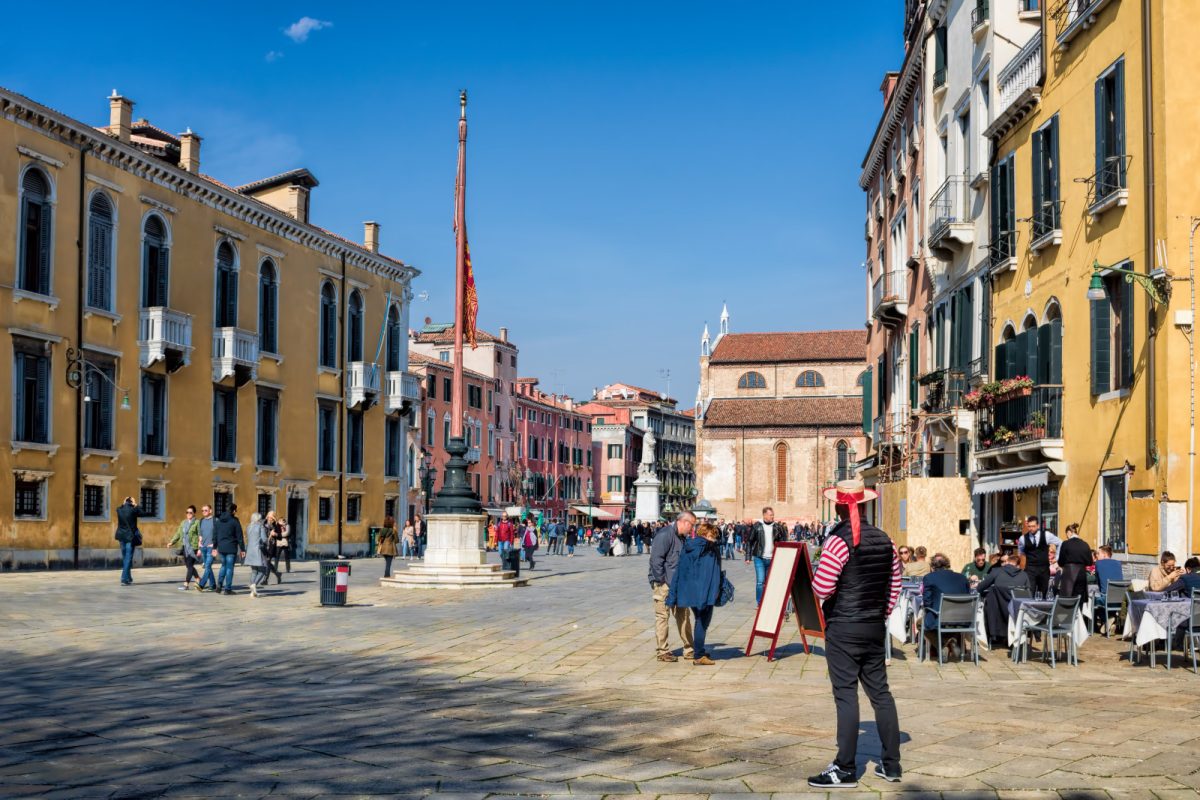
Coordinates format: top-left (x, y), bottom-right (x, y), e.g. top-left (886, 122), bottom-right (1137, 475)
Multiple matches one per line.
top-left (338, 252), bottom-right (346, 556)
top-left (1187, 220), bottom-right (1198, 567)
top-left (1142, 0), bottom-right (1158, 470)
top-left (73, 143), bottom-right (92, 569)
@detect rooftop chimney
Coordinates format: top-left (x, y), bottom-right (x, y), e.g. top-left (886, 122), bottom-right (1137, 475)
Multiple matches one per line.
top-left (499, 326), bottom-right (508, 343)
top-left (364, 222), bottom-right (380, 253)
top-left (108, 90), bottom-right (133, 144)
top-left (179, 129), bottom-right (201, 173)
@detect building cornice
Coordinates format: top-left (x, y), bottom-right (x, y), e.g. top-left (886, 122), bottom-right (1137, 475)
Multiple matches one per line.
top-left (983, 86), bottom-right (1041, 142)
top-left (0, 86), bottom-right (418, 285)
top-left (859, 31), bottom-right (926, 188)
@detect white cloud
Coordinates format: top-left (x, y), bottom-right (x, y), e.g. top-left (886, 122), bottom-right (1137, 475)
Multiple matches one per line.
top-left (283, 17), bottom-right (332, 43)
top-left (265, 50), bottom-right (284, 63)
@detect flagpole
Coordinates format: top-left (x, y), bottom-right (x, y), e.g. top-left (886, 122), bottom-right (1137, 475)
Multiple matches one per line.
top-left (431, 89), bottom-right (482, 515)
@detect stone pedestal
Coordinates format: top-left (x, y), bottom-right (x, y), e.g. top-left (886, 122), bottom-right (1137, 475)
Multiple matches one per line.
top-left (633, 474), bottom-right (662, 524)
top-left (379, 512), bottom-right (527, 589)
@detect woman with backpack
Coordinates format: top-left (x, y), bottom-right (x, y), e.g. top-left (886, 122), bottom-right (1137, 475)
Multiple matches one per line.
top-left (522, 520), bottom-right (538, 569)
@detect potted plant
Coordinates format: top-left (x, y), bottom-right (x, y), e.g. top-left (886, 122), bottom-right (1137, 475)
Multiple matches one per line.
top-left (963, 390), bottom-right (983, 410)
top-left (993, 426), bottom-right (1016, 445)
top-left (1025, 411), bottom-right (1046, 439)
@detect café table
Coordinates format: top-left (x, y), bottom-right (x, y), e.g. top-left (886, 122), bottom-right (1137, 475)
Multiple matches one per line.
top-left (1008, 596), bottom-right (1090, 663)
top-left (1122, 596), bottom-right (1191, 668)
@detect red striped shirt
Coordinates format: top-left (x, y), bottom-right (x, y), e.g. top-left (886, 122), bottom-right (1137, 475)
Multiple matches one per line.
top-left (812, 533), bottom-right (902, 616)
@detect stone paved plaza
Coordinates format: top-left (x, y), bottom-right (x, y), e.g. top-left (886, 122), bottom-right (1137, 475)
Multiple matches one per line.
top-left (2, 548), bottom-right (1200, 799)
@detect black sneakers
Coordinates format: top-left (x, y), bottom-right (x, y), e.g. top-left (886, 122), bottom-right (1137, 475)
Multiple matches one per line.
top-left (874, 764), bottom-right (902, 783)
top-left (808, 763), bottom-right (857, 788)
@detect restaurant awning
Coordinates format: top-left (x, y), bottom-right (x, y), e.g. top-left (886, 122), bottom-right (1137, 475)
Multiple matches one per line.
top-left (972, 466), bottom-right (1049, 495)
top-left (570, 505), bottom-right (619, 521)
top-left (483, 507), bottom-right (506, 517)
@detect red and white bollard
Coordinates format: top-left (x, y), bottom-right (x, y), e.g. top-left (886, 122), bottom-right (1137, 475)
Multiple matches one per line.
top-left (335, 563), bottom-right (350, 594)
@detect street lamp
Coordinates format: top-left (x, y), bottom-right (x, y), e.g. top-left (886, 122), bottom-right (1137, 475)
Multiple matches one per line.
top-left (1086, 259), bottom-right (1172, 305)
top-left (418, 450), bottom-right (434, 516)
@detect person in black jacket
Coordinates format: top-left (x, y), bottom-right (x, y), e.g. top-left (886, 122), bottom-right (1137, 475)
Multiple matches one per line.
top-left (114, 496), bottom-right (142, 586)
top-left (213, 504), bottom-right (245, 595)
top-left (744, 507), bottom-right (787, 606)
top-left (1056, 523), bottom-right (1094, 600)
top-left (978, 551), bottom-right (1032, 646)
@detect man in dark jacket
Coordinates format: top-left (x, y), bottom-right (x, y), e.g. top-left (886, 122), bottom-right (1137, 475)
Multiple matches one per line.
top-left (744, 507), bottom-right (787, 606)
top-left (978, 551), bottom-right (1031, 645)
top-left (810, 481), bottom-right (902, 788)
top-left (648, 511), bottom-right (695, 662)
top-left (114, 496), bottom-right (141, 586)
top-left (921, 554), bottom-right (971, 658)
top-left (213, 504), bottom-right (245, 595)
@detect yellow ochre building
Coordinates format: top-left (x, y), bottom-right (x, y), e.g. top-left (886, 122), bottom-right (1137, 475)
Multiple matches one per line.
top-left (1, 87), bottom-right (421, 568)
top-left (981, 0), bottom-right (1200, 571)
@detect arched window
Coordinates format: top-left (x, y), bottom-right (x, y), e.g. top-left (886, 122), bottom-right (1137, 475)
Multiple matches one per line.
top-left (386, 304), bottom-right (401, 372)
top-left (856, 370), bottom-right (868, 387)
top-left (347, 290), bottom-right (364, 362)
top-left (86, 193), bottom-right (114, 311)
top-left (1022, 312), bottom-right (1038, 332)
top-left (837, 440), bottom-right (849, 481)
top-left (19, 167), bottom-right (53, 295)
top-left (215, 242), bottom-right (238, 327)
top-left (774, 442), bottom-right (788, 502)
top-left (142, 215), bottom-right (170, 308)
top-left (319, 281), bottom-right (337, 368)
top-left (796, 370), bottom-right (826, 388)
top-left (258, 260), bottom-right (278, 353)
top-left (738, 371), bottom-right (766, 389)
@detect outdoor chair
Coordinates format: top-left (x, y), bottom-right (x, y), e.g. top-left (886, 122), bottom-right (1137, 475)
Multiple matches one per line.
top-left (1012, 587), bottom-right (1032, 599)
top-left (920, 594), bottom-right (979, 665)
top-left (1186, 590), bottom-right (1200, 674)
top-left (1022, 595), bottom-right (1081, 668)
top-left (1100, 579), bottom-right (1132, 638)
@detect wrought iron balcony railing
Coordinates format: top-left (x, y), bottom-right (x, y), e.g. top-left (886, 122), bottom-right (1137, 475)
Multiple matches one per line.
top-left (971, 1), bottom-right (990, 31)
top-left (975, 384), bottom-right (1063, 452)
top-left (1082, 155), bottom-right (1131, 212)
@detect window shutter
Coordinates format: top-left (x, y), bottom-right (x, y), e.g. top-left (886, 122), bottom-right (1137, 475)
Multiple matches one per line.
top-left (88, 217), bottom-right (111, 310)
top-left (1114, 60), bottom-right (1126, 166)
top-left (1005, 157), bottom-right (1016, 246)
top-left (1024, 326), bottom-right (1039, 380)
top-left (993, 343), bottom-right (1006, 381)
top-left (909, 328), bottom-right (919, 410)
top-left (1031, 127), bottom-right (1044, 217)
top-left (1094, 76), bottom-right (1106, 181)
top-left (1120, 276), bottom-right (1135, 388)
top-left (1091, 296), bottom-right (1112, 394)
top-left (989, 161), bottom-right (1001, 254)
top-left (1049, 116), bottom-right (1060, 203)
top-left (99, 369), bottom-right (113, 450)
top-left (224, 269), bottom-right (238, 328)
top-left (35, 355), bottom-right (49, 442)
top-left (1049, 317), bottom-right (1063, 384)
top-left (225, 392), bottom-right (237, 461)
top-left (962, 287), bottom-right (975, 366)
top-left (156, 245), bottom-right (170, 307)
top-left (14, 355), bottom-right (26, 440)
top-left (1037, 323), bottom-right (1052, 385)
top-left (1005, 337), bottom-right (1020, 380)
top-left (37, 201), bottom-right (51, 294)
top-left (140, 374), bottom-right (150, 453)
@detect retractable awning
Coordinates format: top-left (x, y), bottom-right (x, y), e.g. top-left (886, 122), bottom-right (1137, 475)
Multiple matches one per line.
top-left (972, 466), bottom-right (1050, 495)
top-left (570, 505), bottom-right (619, 520)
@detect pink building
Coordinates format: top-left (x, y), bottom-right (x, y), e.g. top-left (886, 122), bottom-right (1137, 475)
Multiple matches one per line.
top-left (513, 378), bottom-right (593, 523)
top-left (576, 401), bottom-right (641, 523)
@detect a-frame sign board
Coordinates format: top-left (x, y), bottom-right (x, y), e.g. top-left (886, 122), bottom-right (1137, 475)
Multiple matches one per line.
top-left (745, 542), bottom-right (826, 661)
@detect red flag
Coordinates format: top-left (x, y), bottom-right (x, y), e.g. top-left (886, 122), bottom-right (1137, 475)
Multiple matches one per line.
top-left (463, 231), bottom-right (478, 350)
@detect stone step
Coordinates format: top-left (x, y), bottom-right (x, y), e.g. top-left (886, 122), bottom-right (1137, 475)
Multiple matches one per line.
top-left (379, 572), bottom-right (528, 590)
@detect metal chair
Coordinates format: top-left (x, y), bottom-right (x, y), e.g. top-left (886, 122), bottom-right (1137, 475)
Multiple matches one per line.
top-left (922, 594), bottom-right (980, 665)
top-left (1127, 589), bottom-right (1147, 663)
top-left (1185, 590), bottom-right (1200, 675)
top-left (1022, 595), bottom-right (1081, 668)
top-left (1100, 579), bottom-right (1132, 638)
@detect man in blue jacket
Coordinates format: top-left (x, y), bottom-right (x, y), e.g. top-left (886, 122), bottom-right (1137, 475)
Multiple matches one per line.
top-left (648, 511), bottom-right (695, 662)
top-left (213, 504), bottom-right (245, 595)
top-left (922, 553), bottom-right (971, 660)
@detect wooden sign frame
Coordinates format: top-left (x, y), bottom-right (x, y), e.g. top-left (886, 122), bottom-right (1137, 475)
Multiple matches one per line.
top-left (745, 542), bottom-right (826, 661)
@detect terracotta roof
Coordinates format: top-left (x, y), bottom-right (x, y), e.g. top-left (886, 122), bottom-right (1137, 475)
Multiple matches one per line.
top-left (709, 330), bottom-right (866, 365)
top-left (236, 168), bottom-right (320, 194)
top-left (702, 397), bottom-right (862, 428)
top-left (414, 325), bottom-right (508, 347)
top-left (407, 351), bottom-right (491, 382)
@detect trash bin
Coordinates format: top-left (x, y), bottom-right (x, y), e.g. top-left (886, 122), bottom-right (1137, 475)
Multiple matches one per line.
top-left (319, 560), bottom-right (352, 606)
top-left (367, 527), bottom-right (381, 557)
top-left (502, 547), bottom-right (521, 578)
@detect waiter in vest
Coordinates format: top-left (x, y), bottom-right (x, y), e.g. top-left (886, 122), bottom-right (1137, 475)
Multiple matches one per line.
top-left (808, 480), bottom-right (903, 789)
top-left (1017, 515), bottom-right (1060, 597)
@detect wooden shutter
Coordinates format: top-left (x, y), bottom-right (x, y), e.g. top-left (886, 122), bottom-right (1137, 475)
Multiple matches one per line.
top-left (224, 391), bottom-right (237, 462)
top-left (156, 245), bottom-right (170, 307)
top-left (1005, 157), bottom-right (1016, 251)
top-left (1037, 324), bottom-right (1052, 385)
top-left (935, 306), bottom-right (946, 368)
top-left (1031, 126), bottom-right (1043, 220)
top-left (1024, 327), bottom-right (1039, 380)
top-left (88, 209), bottom-right (112, 310)
top-left (98, 367), bottom-right (113, 450)
top-left (861, 368), bottom-right (873, 433)
top-left (260, 270), bottom-right (277, 352)
top-left (1049, 116), bottom-right (1060, 204)
top-left (1114, 60), bottom-right (1126, 174)
top-left (1091, 296), bottom-right (1112, 394)
top-left (1005, 337), bottom-right (1020, 380)
top-left (34, 355), bottom-right (49, 442)
top-left (962, 287), bottom-right (975, 367)
top-left (1120, 275), bottom-right (1135, 388)
top-left (1049, 317), bottom-right (1063, 384)
top-left (994, 343), bottom-right (1006, 381)
top-left (14, 354), bottom-right (26, 440)
top-left (387, 310), bottom-right (400, 371)
top-left (36, 200), bottom-right (51, 295)
top-left (1095, 75), bottom-right (1107, 181)
top-left (989, 161), bottom-right (1001, 256)
top-left (909, 327), bottom-right (919, 410)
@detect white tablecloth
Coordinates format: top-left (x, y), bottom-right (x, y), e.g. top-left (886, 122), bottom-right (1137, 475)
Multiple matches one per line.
top-left (909, 603), bottom-right (988, 653)
top-left (1008, 599), bottom-right (1090, 656)
top-left (1122, 599), bottom-right (1190, 646)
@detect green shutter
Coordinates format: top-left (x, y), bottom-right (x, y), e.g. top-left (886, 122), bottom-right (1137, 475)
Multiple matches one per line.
top-left (1114, 59), bottom-right (1126, 173)
top-left (1049, 116), bottom-right (1060, 204)
top-left (1120, 273), bottom-right (1135, 388)
top-left (1031, 126), bottom-right (1044, 223)
top-left (1037, 324), bottom-right (1052, 385)
top-left (1024, 326), bottom-right (1039, 380)
top-left (1091, 296), bottom-right (1112, 395)
top-left (1049, 317), bottom-right (1063, 384)
top-left (862, 368), bottom-right (873, 434)
top-left (1005, 156), bottom-right (1016, 249)
top-left (1005, 337), bottom-right (1020, 380)
top-left (994, 343), bottom-right (1006, 381)
top-left (963, 286), bottom-right (975, 367)
top-left (909, 328), bottom-right (919, 410)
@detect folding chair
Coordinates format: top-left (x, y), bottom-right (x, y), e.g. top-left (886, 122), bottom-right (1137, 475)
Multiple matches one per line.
top-left (1100, 579), bottom-right (1132, 638)
top-left (1023, 595), bottom-right (1081, 668)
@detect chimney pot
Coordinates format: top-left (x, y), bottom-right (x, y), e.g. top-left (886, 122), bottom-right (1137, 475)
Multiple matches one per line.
top-left (108, 92), bottom-right (134, 144)
top-left (179, 130), bottom-right (202, 173)
top-left (364, 221), bottom-right (380, 253)
top-left (499, 326), bottom-right (508, 343)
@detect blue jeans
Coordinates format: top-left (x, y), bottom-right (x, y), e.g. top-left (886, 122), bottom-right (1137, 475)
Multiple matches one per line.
top-left (217, 553), bottom-right (237, 591)
top-left (636, 539), bottom-right (644, 555)
top-left (198, 547), bottom-right (215, 589)
top-left (498, 541), bottom-right (511, 556)
top-left (753, 556), bottom-right (773, 606)
top-left (692, 605), bottom-right (714, 657)
top-left (567, 545), bottom-right (575, 555)
top-left (120, 541), bottom-right (134, 583)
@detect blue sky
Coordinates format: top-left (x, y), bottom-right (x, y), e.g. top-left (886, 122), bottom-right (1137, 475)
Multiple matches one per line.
top-left (2, 2), bottom-right (901, 401)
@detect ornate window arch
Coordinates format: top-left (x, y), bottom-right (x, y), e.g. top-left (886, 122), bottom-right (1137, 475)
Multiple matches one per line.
top-left (86, 191), bottom-right (116, 311)
top-left (386, 303), bottom-right (402, 372)
top-left (836, 440), bottom-right (849, 481)
top-left (18, 165), bottom-right (54, 295)
top-left (796, 370), bottom-right (826, 388)
top-left (738, 371), bottom-right (766, 389)
top-left (319, 281), bottom-right (338, 368)
top-left (214, 240), bottom-right (239, 327)
top-left (259, 259), bottom-right (279, 353)
top-left (141, 214), bottom-right (171, 308)
top-left (347, 290), bottom-right (365, 362)
top-left (773, 441), bottom-right (788, 502)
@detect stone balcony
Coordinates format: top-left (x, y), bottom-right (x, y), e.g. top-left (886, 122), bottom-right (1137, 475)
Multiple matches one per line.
top-left (211, 327), bottom-right (257, 386)
top-left (385, 370), bottom-right (422, 415)
top-left (347, 362), bottom-right (381, 410)
top-left (138, 307), bottom-right (193, 373)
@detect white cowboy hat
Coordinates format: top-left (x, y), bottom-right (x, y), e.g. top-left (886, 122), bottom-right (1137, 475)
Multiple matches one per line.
top-left (821, 479), bottom-right (879, 505)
